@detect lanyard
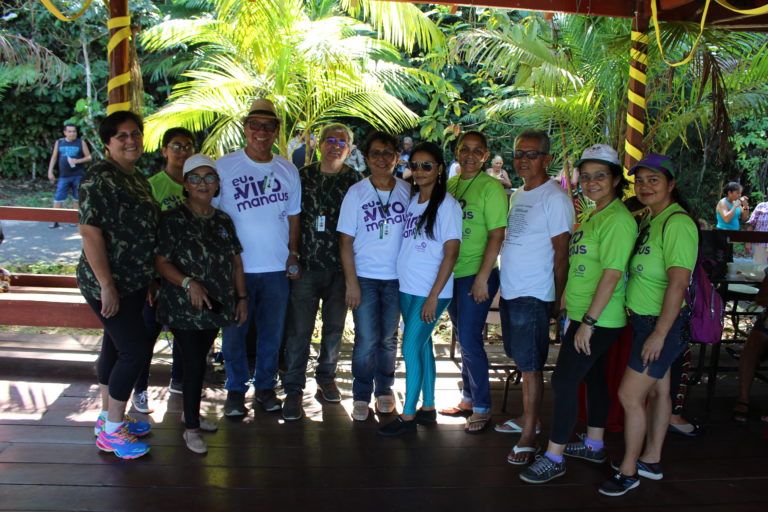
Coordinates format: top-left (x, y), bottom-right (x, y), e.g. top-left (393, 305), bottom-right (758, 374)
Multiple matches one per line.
top-left (370, 178), bottom-right (395, 215)
top-left (450, 172), bottom-right (480, 204)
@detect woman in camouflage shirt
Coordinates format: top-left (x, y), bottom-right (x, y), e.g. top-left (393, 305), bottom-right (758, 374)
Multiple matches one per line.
top-left (155, 154), bottom-right (247, 455)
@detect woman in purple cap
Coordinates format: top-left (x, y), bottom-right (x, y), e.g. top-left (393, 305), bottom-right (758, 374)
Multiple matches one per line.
top-left (599, 154), bottom-right (698, 497)
top-left (519, 144), bottom-right (635, 483)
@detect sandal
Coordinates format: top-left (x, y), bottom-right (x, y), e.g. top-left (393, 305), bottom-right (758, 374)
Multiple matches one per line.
top-left (506, 444), bottom-right (539, 465)
top-left (439, 405), bottom-right (473, 417)
top-left (733, 401), bottom-right (750, 423)
top-left (464, 415), bottom-right (491, 434)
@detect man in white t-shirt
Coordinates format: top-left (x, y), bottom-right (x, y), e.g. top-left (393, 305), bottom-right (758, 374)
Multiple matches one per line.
top-left (214, 98), bottom-right (302, 417)
top-left (498, 129), bottom-right (574, 464)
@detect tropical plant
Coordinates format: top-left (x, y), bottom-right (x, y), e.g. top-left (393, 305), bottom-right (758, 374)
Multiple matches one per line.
top-left (140, 0), bottom-right (453, 157)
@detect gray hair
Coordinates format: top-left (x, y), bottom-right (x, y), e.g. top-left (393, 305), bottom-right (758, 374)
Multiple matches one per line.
top-left (514, 129), bottom-right (550, 154)
top-left (319, 123), bottom-right (353, 145)
top-left (492, 155), bottom-right (503, 163)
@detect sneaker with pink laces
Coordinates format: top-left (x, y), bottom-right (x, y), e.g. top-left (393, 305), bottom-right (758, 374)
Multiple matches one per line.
top-left (93, 414), bottom-right (151, 437)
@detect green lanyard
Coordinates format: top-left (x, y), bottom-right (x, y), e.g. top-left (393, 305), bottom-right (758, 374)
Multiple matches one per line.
top-left (371, 179), bottom-right (395, 215)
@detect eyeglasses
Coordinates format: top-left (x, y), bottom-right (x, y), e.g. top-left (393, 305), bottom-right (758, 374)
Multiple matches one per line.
top-left (409, 161), bottom-right (436, 171)
top-left (513, 150), bottom-right (546, 160)
top-left (168, 143), bottom-right (194, 153)
top-left (323, 137), bottom-right (348, 148)
top-left (245, 120), bottom-right (278, 133)
top-left (113, 130), bottom-right (143, 142)
top-left (186, 173), bottom-right (219, 185)
top-left (368, 149), bottom-right (396, 160)
top-left (579, 172), bottom-right (609, 183)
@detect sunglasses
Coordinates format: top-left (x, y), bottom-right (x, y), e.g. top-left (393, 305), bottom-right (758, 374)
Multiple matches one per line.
top-left (513, 150), bottom-right (546, 160)
top-left (409, 161), bottom-right (436, 171)
top-left (324, 137), bottom-right (348, 148)
top-left (245, 120), bottom-right (278, 133)
top-left (369, 149), bottom-right (396, 160)
top-left (186, 173), bottom-right (219, 185)
top-left (168, 143), bottom-right (194, 153)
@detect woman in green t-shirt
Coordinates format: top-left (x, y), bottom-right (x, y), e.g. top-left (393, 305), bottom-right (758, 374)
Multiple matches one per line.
top-left (599, 154), bottom-right (698, 497)
top-left (520, 144), bottom-right (635, 483)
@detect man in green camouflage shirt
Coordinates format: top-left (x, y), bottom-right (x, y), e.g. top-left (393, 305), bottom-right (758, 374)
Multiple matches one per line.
top-left (281, 123), bottom-right (361, 420)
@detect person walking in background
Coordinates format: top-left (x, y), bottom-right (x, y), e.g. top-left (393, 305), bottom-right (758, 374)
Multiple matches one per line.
top-left (378, 142), bottom-right (462, 436)
top-left (78, 111), bottom-right (158, 459)
top-left (440, 130), bottom-right (507, 434)
top-left (214, 98), bottom-right (301, 417)
top-left (47, 124), bottom-right (92, 228)
top-left (281, 123), bottom-right (359, 420)
top-left (339, 132), bottom-right (411, 422)
top-left (716, 182), bottom-right (748, 230)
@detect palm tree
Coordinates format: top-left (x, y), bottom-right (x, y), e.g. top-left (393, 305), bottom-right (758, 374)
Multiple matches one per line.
top-left (140, 0), bottom-right (453, 157)
top-left (0, 31), bottom-right (70, 99)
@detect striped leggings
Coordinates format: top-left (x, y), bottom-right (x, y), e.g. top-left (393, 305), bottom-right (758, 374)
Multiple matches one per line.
top-left (400, 292), bottom-right (451, 415)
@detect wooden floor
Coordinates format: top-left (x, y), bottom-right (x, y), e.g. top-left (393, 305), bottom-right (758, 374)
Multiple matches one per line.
top-left (1, 333), bottom-right (767, 512)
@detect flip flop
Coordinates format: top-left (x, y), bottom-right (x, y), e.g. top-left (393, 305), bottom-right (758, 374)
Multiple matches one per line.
top-left (494, 419), bottom-right (542, 435)
top-left (439, 406), bottom-right (473, 417)
top-left (464, 416), bottom-right (491, 434)
top-left (506, 444), bottom-right (540, 465)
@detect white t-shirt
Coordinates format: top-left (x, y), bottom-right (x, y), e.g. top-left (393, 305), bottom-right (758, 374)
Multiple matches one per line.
top-left (213, 150), bottom-right (301, 273)
top-left (500, 179), bottom-right (574, 301)
top-left (397, 193), bottom-right (463, 299)
top-left (336, 177), bottom-right (412, 280)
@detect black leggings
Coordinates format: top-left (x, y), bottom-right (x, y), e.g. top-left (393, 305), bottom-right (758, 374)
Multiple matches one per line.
top-left (172, 328), bottom-right (218, 430)
top-left (550, 321), bottom-right (625, 445)
top-left (85, 288), bottom-right (154, 402)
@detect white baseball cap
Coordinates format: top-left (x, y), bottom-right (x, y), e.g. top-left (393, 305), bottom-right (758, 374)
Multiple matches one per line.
top-left (182, 154), bottom-right (217, 176)
top-left (575, 144), bottom-right (620, 169)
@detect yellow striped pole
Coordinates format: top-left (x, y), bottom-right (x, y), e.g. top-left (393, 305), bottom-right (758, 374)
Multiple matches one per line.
top-left (624, 13), bottom-right (650, 178)
top-left (107, 1), bottom-right (132, 115)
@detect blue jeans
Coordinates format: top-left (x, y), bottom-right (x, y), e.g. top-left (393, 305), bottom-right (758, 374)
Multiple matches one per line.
top-left (222, 271), bottom-right (289, 392)
top-left (351, 277), bottom-right (400, 402)
top-left (500, 296), bottom-right (552, 372)
top-left (447, 269), bottom-right (500, 414)
top-left (282, 270), bottom-right (347, 394)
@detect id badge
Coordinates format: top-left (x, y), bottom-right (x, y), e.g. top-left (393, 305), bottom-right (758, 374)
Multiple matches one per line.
top-left (316, 216), bottom-right (326, 232)
top-left (380, 222), bottom-right (391, 239)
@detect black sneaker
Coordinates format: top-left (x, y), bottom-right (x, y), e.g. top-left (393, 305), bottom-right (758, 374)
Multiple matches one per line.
top-left (377, 416), bottom-right (417, 436)
top-left (415, 408), bottom-right (437, 425)
top-left (316, 381), bottom-right (341, 403)
top-left (282, 392), bottom-right (303, 421)
top-left (598, 472), bottom-right (640, 496)
top-left (563, 433), bottom-right (607, 463)
top-left (610, 459), bottom-right (664, 480)
top-left (519, 455), bottom-right (566, 484)
top-left (49, 222), bottom-right (60, 229)
top-left (223, 390), bottom-right (247, 417)
top-left (255, 389), bottom-right (282, 412)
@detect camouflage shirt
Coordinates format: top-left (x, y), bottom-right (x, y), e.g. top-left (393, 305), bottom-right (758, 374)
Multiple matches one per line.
top-left (298, 162), bottom-right (361, 271)
top-left (156, 204), bottom-right (243, 330)
top-left (77, 159), bottom-right (159, 300)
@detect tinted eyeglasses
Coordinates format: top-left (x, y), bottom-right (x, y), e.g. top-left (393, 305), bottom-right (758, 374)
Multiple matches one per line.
top-left (186, 173), bottom-right (219, 185)
top-left (409, 161), bottom-right (436, 171)
top-left (245, 120), bottom-right (278, 133)
top-left (368, 149), bottom-right (396, 160)
top-left (168, 143), bottom-right (194, 153)
top-left (324, 137), bottom-right (348, 148)
top-left (113, 130), bottom-right (143, 142)
top-left (513, 150), bottom-right (546, 160)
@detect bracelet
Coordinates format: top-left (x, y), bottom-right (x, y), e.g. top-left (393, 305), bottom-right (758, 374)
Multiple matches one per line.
top-left (237, 296), bottom-right (248, 301)
top-left (181, 277), bottom-right (192, 291)
top-left (582, 314), bottom-right (597, 326)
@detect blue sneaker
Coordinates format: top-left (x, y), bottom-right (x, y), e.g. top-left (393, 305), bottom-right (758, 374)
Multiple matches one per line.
top-left (96, 424), bottom-right (150, 459)
top-left (598, 472), bottom-right (639, 496)
top-left (94, 414), bottom-right (151, 437)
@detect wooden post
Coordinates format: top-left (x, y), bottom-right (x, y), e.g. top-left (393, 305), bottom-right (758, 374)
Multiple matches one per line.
top-left (623, 1), bottom-right (650, 177)
top-left (107, 0), bottom-right (132, 115)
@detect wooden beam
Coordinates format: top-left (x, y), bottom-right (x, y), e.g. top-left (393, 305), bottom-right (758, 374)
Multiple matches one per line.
top-left (0, 206), bottom-right (78, 223)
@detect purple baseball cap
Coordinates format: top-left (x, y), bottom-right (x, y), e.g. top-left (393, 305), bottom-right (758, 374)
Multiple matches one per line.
top-left (629, 153), bottom-right (676, 179)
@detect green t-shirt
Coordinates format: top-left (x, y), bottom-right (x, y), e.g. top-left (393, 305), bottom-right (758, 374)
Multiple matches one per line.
top-left (77, 159), bottom-right (159, 300)
top-left (626, 203), bottom-right (699, 315)
top-left (148, 171), bottom-right (184, 211)
top-left (447, 172), bottom-right (508, 278)
top-left (566, 198), bottom-right (636, 328)
top-left (156, 205), bottom-right (243, 329)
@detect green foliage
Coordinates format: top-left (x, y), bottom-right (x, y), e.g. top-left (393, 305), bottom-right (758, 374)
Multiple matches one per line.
top-left (4, 261), bottom-right (77, 276)
top-left (734, 117), bottom-right (768, 201)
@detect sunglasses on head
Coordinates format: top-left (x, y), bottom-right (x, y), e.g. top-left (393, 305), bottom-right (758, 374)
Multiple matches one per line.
top-left (408, 161), bottom-right (436, 171)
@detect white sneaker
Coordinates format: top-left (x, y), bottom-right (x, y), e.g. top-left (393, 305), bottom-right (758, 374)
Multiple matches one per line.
top-left (131, 390), bottom-right (153, 413)
top-left (352, 400), bottom-right (370, 421)
top-left (183, 431), bottom-right (208, 454)
top-left (375, 395), bottom-right (396, 414)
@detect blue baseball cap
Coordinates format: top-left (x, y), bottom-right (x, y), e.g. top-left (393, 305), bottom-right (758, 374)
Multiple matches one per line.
top-left (629, 153), bottom-right (676, 179)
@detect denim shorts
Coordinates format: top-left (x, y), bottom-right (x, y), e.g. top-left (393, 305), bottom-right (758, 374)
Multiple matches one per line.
top-left (54, 175), bottom-right (82, 202)
top-left (500, 296), bottom-right (553, 372)
top-left (628, 311), bottom-right (688, 379)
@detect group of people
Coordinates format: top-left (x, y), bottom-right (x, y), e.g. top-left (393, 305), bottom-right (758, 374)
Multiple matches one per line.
top-left (76, 98), bottom-right (700, 498)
